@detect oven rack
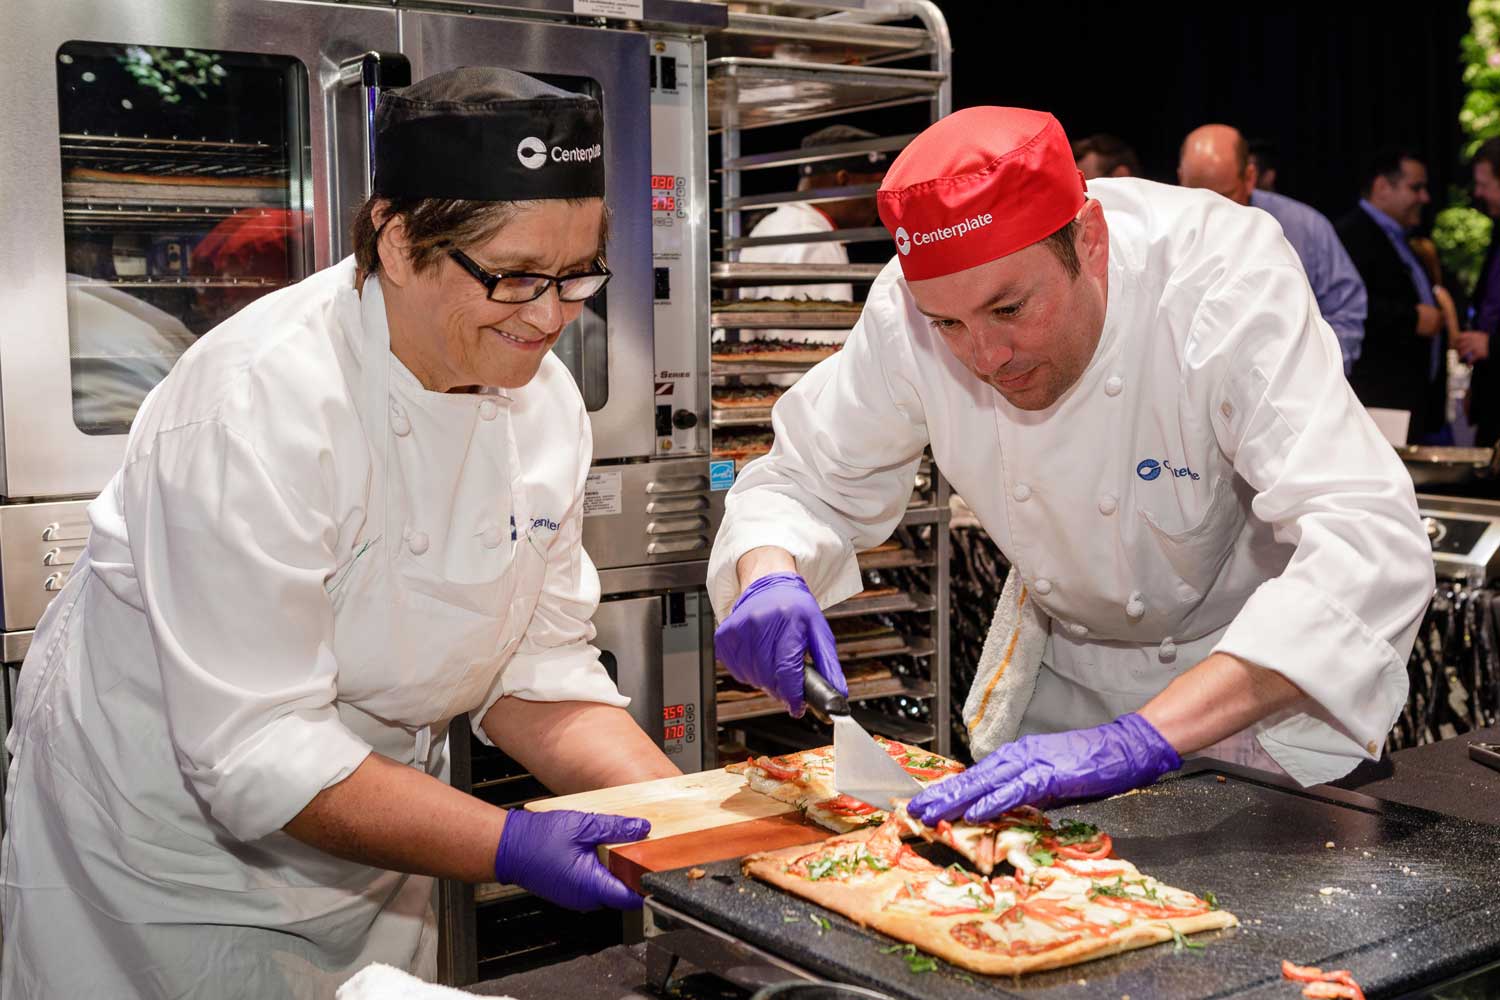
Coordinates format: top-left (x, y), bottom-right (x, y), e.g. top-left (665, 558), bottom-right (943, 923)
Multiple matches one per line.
top-left (717, 675), bottom-right (935, 724)
top-left (68, 276), bottom-right (284, 290)
top-left (61, 132), bottom-right (289, 175)
top-left (710, 261), bottom-right (884, 287)
top-left (710, 308), bottom-right (859, 330)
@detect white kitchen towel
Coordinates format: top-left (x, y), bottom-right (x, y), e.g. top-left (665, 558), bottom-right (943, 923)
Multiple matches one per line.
top-left (962, 566), bottom-right (1051, 759)
top-left (337, 964), bottom-right (510, 1000)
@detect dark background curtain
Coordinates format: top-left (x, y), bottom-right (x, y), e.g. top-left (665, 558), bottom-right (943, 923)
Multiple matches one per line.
top-left (948, 1), bottom-right (1471, 222)
top-left (734, 3), bottom-right (1471, 230)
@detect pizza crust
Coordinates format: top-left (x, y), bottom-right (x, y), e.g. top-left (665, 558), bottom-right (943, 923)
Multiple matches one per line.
top-left (741, 823), bottom-right (1239, 977)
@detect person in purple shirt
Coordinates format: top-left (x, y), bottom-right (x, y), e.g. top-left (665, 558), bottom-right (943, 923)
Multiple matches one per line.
top-left (1179, 125), bottom-right (1367, 375)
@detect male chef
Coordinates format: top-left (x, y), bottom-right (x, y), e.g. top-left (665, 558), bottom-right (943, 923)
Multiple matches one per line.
top-left (708, 107), bottom-right (1434, 825)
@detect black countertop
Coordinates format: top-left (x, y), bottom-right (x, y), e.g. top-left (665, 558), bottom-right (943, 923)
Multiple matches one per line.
top-left (472, 730), bottom-right (1500, 999)
top-left (1329, 724), bottom-right (1500, 826)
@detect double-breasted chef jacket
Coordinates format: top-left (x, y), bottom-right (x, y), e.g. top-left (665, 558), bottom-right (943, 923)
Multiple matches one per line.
top-left (708, 177), bottom-right (1435, 786)
top-left (2, 257), bottom-right (626, 997)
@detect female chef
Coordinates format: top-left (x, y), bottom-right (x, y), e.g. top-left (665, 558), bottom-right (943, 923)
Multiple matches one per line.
top-left (1, 68), bottom-right (677, 997)
top-left (709, 107), bottom-right (1433, 823)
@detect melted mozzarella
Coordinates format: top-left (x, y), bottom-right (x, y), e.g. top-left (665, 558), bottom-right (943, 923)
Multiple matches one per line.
top-left (997, 828), bottom-right (1040, 873)
top-left (1061, 858), bottom-right (1137, 877)
top-left (922, 877), bottom-right (989, 910)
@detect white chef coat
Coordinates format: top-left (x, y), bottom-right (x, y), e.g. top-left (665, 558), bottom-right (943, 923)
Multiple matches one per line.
top-left (1, 257), bottom-right (626, 998)
top-left (735, 202), bottom-right (854, 343)
top-left (707, 178), bottom-right (1434, 787)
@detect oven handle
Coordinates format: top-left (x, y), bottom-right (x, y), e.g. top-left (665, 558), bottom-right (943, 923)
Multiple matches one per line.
top-left (335, 51), bottom-right (412, 196)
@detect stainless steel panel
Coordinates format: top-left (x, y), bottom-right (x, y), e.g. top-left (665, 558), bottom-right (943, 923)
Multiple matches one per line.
top-left (392, 0), bottom-right (726, 31)
top-left (596, 560), bottom-right (706, 595)
top-left (3, 631), bottom-right (34, 665)
top-left (591, 595), bottom-right (665, 746)
top-left (1, 0), bottom-right (399, 498)
top-left (582, 458), bottom-right (725, 570)
top-left (0, 499), bottom-right (93, 632)
top-left (403, 11), bottom-right (657, 461)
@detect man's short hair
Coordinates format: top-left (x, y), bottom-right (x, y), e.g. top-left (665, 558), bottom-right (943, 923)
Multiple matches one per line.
top-left (1473, 137), bottom-right (1500, 178)
top-left (1071, 133), bottom-right (1140, 177)
top-left (1041, 218), bottom-right (1081, 280)
top-left (1360, 147), bottom-right (1423, 197)
top-left (1247, 138), bottom-right (1278, 177)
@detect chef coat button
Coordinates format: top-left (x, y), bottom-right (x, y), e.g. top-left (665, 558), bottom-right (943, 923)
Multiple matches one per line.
top-left (1033, 578), bottom-right (1053, 596)
top-left (1366, 740), bottom-right (1378, 754)
top-left (1012, 483), bottom-right (1032, 502)
top-left (1104, 375), bottom-right (1124, 397)
top-left (480, 522), bottom-right (503, 549)
top-left (406, 529), bottom-right (430, 556)
top-left (1098, 494), bottom-right (1118, 516)
top-left (1125, 592), bottom-right (1146, 620)
top-left (1159, 637), bottom-right (1177, 662)
top-left (390, 403), bottom-right (412, 438)
top-left (479, 398), bottom-right (499, 421)
top-left (1064, 621), bottom-right (1087, 637)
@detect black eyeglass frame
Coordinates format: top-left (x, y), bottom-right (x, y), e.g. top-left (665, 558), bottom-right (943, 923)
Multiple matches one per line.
top-left (446, 247), bottom-right (612, 304)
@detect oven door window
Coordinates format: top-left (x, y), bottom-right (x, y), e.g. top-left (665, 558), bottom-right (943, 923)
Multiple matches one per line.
top-left (56, 42), bottom-right (310, 435)
top-left (532, 73), bottom-right (608, 413)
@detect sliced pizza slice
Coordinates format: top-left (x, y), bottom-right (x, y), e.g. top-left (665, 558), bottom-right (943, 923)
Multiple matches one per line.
top-left (892, 803), bottom-right (1115, 876)
top-left (728, 738), bottom-right (963, 834)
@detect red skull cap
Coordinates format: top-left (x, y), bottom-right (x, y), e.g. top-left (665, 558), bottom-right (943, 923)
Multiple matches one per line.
top-left (877, 107), bottom-right (1087, 281)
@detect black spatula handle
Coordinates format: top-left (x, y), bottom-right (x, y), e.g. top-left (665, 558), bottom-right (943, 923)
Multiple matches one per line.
top-left (802, 663), bottom-right (850, 722)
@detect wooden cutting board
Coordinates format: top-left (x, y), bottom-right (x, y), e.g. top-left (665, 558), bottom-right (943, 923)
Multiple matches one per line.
top-left (526, 767), bottom-right (831, 892)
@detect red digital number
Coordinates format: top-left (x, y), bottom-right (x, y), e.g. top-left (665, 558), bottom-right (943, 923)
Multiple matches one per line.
top-left (662, 704), bottom-right (685, 721)
top-left (663, 724), bottom-right (685, 740)
top-left (652, 174), bottom-right (676, 190)
top-left (652, 194), bottom-right (676, 212)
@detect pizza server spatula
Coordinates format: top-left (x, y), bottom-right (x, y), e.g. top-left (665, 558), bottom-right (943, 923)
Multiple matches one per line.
top-left (803, 664), bottom-right (923, 811)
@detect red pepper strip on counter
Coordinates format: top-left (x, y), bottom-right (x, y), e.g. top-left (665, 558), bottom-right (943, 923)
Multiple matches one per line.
top-left (1281, 960), bottom-right (1367, 1000)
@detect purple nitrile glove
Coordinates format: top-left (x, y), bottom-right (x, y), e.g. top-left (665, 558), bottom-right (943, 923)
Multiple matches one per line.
top-left (714, 571), bottom-right (847, 718)
top-left (907, 713), bottom-right (1182, 825)
top-left (493, 808), bottom-right (650, 911)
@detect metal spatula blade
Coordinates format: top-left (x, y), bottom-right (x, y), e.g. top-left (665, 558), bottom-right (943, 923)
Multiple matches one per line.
top-left (802, 664), bottom-right (922, 811)
top-left (832, 713), bottom-right (923, 811)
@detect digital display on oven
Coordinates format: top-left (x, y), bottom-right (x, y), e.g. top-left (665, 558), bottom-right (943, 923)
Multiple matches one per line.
top-left (663, 703), bottom-right (687, 742)
top-left (652, 194), bottom-right (676, 212)
top-left (651, 174), bottom-right (676, 190)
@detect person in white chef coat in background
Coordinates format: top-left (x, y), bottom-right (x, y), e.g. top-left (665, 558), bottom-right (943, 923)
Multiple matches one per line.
top-left (736, 124), bottom-right (889, 310)
top-left (709, 106), bottom-right (1434, 826)
top-left (1, 68), bottom-right (674, 999)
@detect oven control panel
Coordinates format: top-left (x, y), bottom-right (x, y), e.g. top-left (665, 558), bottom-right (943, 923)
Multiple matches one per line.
top-left (649, 34), bottom-right (708, 460)
top-left (660, 589), bottom-right (706, 772)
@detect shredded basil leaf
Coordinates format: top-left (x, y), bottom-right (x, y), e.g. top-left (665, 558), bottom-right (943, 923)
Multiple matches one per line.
top-left (1028, 848), bottom-right (1056, 867)
top-left (1053, 818), bottom-right (1102, 846)
top-left (1168, 924), bottom-right (1206, 952)
top-left (879, 943), bottom-right (937, 973)
top-left (812, 915), bottom-right (831, 934)
top-left (782, 914), bottom-right (800, 923)
top-left (1203, 890), bottom-right (1219, 911)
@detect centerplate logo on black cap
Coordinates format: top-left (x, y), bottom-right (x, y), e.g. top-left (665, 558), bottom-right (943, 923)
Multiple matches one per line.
top-left (895, 227), bottom-right (911, 255)
top-left (517, 136), bottom-right (548, 170)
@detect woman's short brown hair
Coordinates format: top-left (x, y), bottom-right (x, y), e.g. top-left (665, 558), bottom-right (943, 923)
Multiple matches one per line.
top-left (350, 195), bottom-right (608, 276)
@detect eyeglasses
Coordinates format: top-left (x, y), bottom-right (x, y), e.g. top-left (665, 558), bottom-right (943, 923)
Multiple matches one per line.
top-left (447, 247), bottom-right (611, 304)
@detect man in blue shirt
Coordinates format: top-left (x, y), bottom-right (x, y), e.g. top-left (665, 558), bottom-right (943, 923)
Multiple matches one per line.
top-left (1179, 125), bottom-right (1367, 375)
top-left (1335, 149), bottom-right (1448, 443)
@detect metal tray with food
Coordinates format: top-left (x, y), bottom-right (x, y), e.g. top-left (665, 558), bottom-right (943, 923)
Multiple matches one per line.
top-left (711, 261), bottom-right (886, 288)
top-left (717, 676), bottom-right (935, 724)
top-left (712, 13), bottom-right (933, 67)
top-left (708, 57), bottom-right (946, 132)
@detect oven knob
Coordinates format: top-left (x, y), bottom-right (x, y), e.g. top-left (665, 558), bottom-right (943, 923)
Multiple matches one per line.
top-left (672, 409), bottom-right (698, 430)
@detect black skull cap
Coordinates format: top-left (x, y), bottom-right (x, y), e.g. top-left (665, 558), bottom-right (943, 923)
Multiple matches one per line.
top-left (373, 66), bottom-right (605, 201)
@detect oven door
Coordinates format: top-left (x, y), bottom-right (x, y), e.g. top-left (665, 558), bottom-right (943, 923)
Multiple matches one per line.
top-left (0, 0), bottom-right (398, 499)
top-left (402, 11), bottom-right (656, 462)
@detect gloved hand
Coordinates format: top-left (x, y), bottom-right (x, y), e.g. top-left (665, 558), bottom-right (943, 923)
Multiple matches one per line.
top-left (714, 571), bottom-right (847, 718)
top-left (907, 713), bottom-right (1181, 825)
top-left (493, 808), bottom-right (649, 911)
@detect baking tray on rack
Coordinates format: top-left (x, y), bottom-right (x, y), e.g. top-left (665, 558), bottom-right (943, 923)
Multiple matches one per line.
top-left (645, 761), bottom-right (1500, 999)
top-left (824, 590), bottom-right (936, 619)
top-left (712, 262), bottom-right (886, 287)
top-left (718, 676), bottom-right (934, 724)
top-left (708, 58), bottom-right (946, 131)
top-left (710, 309), bottom-right (860, 330)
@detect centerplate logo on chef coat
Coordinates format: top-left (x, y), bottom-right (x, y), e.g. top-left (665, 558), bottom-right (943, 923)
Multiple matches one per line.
top-left (1136, 458), bottom-right (1199, 482)
top-left (895, 227), bottom-right (912, 255)
top-left (529, 516), bottom-right (561, 532)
